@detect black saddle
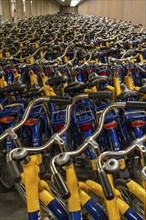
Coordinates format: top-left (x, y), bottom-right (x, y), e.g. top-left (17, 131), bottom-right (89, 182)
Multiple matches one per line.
top-left (64, 81), bottom-right (86, 94)
top-left (21, 83), bottom-right (42, 98)
top-left (117, 83), bottom-right (139, 100)
top-left (46, 71), bottom-right (67, 86)
top-left (3, 76), bottom-right (27, 93)
top-left (88, 72), bottom-right (109, 86)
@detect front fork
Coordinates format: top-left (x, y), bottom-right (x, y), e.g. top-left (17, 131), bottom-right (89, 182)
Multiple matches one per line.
top-left (66, 163), bottom-right (82, 220)
top-left (66, 163), bottom-right (107, 220)
top-left (21, 155), bottom-right (41, 220)
top-left (21, 154), bottom-right (68, 220)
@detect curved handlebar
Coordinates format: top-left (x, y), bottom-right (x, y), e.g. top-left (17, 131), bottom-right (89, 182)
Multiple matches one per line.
top-left (0, 96), bottom-right (72, 142)
top-left (45, 44), bottom-right (75, 64)
top-left (50, 101), bottom-right (146, 174)
top-left (98, 135), bottom-right (146, 171)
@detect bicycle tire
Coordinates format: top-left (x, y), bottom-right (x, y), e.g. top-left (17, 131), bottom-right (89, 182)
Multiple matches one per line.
top-left (132, 158), bottom-right (143, 186)
top-left (0, 152), bottom-right (14, 193)
top-left (127, 153), bottom-right (142, 185)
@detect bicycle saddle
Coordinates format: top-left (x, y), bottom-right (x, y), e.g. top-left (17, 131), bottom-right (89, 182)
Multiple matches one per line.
top-left (64, 80), bottom-right (86, 94)
top-left (117, 83), bottom-right (139, 100)
top-left (21, 83), bottom-right (43, 98)
top-left (3, 76), bottom-right (27, 93)
top-left (88, 72), bottom-right (108, 86)
top-left (139, 79), bottom-right (146, 94)
top-left (46, 71), bottom-right (67, 86)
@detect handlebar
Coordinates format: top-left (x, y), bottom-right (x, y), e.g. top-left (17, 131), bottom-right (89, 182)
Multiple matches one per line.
top-left (98, 134), bottom-right (146, 171)
top-left (97, 133), bottom-right (146, 197)
top-left (6, 91), bottom-right (112, 199)
top-left (134, 63), bottom-right (146, 74)
top-left (44, 44), bottom-right (75, 64)
top-left (0, 96), bottom-right (72, 142)
top-left (79, 48), bottom-right (99, 68)
top-left (0, 45), bottom-right (47, 62)
top-left (5, 91), bottom-right (111, 147)
top-left (109, 52), bottom-right (140, 63)
top-left (44, 49), bottom-right (78, 68)
top-left (49, 101), bottom-right (146, 199)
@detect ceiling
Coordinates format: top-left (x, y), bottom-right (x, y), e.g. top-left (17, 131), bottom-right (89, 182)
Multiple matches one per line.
top-left (55, 0), bottom-right (71, 6)
top-left (51, 0), bottom-right (86, 7)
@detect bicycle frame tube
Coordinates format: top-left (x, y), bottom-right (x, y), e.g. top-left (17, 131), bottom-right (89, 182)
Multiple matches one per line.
top-left (125, 73), bottom-right (134, 90)
top-left (0, 75), bottom-right (7, 88)
top-left (105, 127), bottom-right (126, 170)
top-left (21, 155), bottom-right (68, 220)
top-left (132, 126), bottom-right (144, 138)
top-left (66, 163), bottom-right (82, 220)
top-left (105, 85), bottom-right (115, 101)
top-left (113, 73), bottom-right (121, 97)
top-left (6, 71), bottom-right (13, 84)
top-left (21, 155), bottom-right (41, 220)
top-left (126, 180), bottom-right (146, 203)
top-left (83, 129), bottom-right (97, 171)
top-left (76, 72), bottom-right (83, 82)
top-left (61, 132), bottom-right (69, 151)
top-left (79, 189), bottom-right (108, 219)
top-left (39, 187), bottom-right (68, 220)
top-left (117, 198), bottom-right (143, 220)
top-left (5, 120), bottom-right (16, 151)
top-left (106, 127), bottom-right (122, 151)
top-left (13, 70), bottom-right (20, 79)
top-left (85, 178), bottom-right (121, 220)
top-left (142, 180), bottom-right (146, 214)
top-left (31, 122), bottom-right (41, 147)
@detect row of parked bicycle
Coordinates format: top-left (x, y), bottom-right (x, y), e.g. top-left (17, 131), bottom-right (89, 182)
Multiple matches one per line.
top-left (0, 13), bottom-right (146, 220)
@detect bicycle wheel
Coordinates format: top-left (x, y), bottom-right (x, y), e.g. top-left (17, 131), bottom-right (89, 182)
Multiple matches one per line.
top-left (0, 151), bottom-right (14, 193)
top-left (115, 180), bottom-right (144, 219)
top-left (127, 153), bottom-right (142, 185)
top-left (132, 156), bottom-right (143, 186)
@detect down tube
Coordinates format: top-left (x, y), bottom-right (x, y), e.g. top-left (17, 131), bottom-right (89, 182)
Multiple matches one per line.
top-left (117, 198), bottom-right (143, 220)
top-left (124, 208), bottom-right (143, 220)
top-left (28, 211), bottom-right (41, 220)
top-left (39, 188), bottom-right (68, 220)
top-left (79, 189), bottom-right (108, 220)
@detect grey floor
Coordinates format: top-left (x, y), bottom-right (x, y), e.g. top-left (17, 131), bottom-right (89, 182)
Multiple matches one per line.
top-left (0, 190), bottom-right (27, 220)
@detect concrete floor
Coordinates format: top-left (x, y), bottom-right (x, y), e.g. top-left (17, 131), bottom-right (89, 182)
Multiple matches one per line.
top-left (0, 190), bottom-right (27, 220)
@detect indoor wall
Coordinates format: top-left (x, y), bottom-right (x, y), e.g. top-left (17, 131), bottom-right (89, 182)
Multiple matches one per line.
top-left (48, 1), bottom-right (60, 14)
top-left (1, 0), bottom-right (11, 21)
top-left (0, 0), bottom-right (60, 21)
top-left (16, 0), bottom-right (23, 18)
top-left (26, 0), bottom-right (31, 17)
top-left (60, 6), bottom-right (78, 13)
top-left (78, 0), bottom-right (146, 27)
